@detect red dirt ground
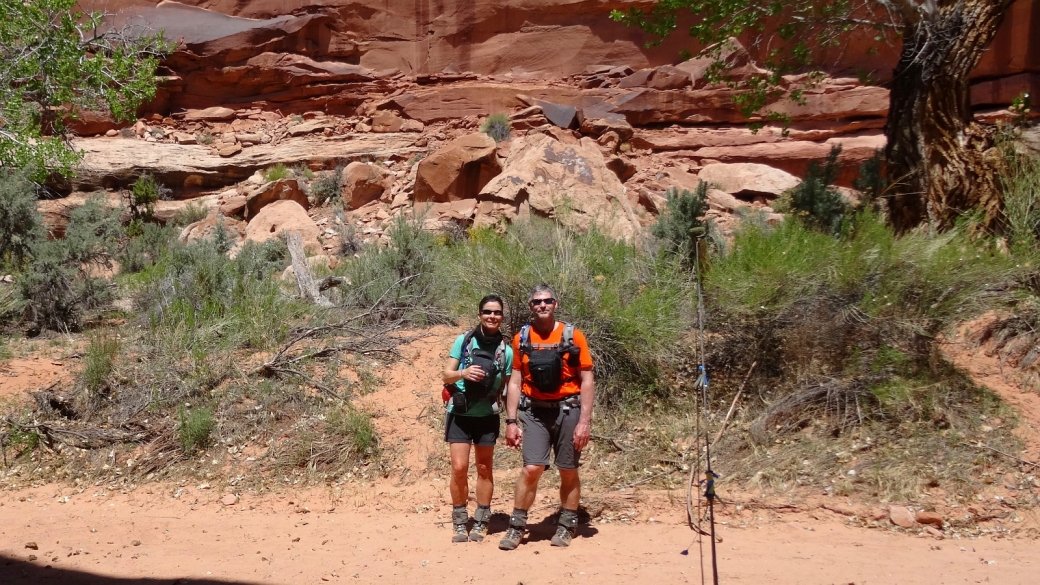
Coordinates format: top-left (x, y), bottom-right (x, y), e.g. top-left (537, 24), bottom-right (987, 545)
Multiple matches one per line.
top-left (0, 324), bottom-right (1037, 584)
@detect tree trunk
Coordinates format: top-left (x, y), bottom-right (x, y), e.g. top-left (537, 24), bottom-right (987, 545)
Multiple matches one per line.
top-left (885, 0), bottom-right (1015, 232)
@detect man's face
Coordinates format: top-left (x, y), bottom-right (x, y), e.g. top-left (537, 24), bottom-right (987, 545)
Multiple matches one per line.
top-left (529, 292), bottom-right (557, 319)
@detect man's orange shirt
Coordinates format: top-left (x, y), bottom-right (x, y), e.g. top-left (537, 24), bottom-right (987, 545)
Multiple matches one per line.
top-left (511, 322), bottom-right (594, 401)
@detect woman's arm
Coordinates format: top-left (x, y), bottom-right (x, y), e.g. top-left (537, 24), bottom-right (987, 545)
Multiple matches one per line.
top-left (443, 358), bottom-right (485, 385)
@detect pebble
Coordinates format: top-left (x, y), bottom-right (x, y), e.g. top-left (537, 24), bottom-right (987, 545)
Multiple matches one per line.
top-left (25, 542), bottom-right (38, 550)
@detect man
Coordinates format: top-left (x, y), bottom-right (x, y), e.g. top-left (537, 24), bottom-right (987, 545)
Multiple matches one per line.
top-left (499, 283), bottom-right (595, 550)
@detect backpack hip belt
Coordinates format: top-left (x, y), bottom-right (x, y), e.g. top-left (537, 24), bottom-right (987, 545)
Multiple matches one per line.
top-left (520, 394), bottom-right (580, 411)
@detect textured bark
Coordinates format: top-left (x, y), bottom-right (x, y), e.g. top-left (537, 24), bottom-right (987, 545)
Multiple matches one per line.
top-left (885, 0), bottom-right (1015, 232)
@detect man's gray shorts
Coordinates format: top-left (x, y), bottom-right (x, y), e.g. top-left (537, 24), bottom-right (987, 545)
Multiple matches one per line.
top-left (520, 403), bottom-right (581, 470)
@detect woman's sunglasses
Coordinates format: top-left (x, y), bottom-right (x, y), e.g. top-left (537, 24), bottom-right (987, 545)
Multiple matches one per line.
top-left (480, 309), bottom-right (504, 316)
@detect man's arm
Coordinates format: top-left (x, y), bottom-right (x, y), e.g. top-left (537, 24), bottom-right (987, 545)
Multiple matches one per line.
top-left (573, 368), bottom-right (594, 451)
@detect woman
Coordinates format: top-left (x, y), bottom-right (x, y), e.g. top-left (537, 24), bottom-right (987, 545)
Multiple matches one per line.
top-left (442, 294), bottom-right (513, 543)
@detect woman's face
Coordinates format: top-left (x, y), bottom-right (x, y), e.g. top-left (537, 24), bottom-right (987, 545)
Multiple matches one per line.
top-left (478, 301), bottom-right (504, 333)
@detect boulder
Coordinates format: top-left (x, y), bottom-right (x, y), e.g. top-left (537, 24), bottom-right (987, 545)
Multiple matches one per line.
top-left (244, 179), bottom-right (309, 220)
top-left (341, 162), bottom-right (391, 209)
top-left (477, 133), bottom-right (641, 241)
top-left (605, 156), bottom-right (637, 182)
top-left (646, 65), bottom-right (692, 90)
top-left (414, 133), bottom-right (502, 202)
top-left (915, 511), bottom-right (944, 527)
top-left (184, 107), bottom-right (236, 122)
top-left (420, 199), bottom-right (480, 231)
top-left (37, 192), bottom-right (124, 239)
top-left (675, 38), bottom-right (753, 86)
top-left (244, 200), bottom-right (322, 253)
top-left (288, 119), bottom-right (335, 136)
top-left (889, 506), bottom-right (917, 529)
top-left (618, 69), bottom-right (653, 89)
top-left (697, 163), bottom-right (800, 200)
top-left (534, 100), bottom-right (581, 129)
top-left (580, 117), bottom-right (635, 141)
top-left (370, 110), bottom-right (424, 133)
top-left (179, 215), bottom-right (246, 246)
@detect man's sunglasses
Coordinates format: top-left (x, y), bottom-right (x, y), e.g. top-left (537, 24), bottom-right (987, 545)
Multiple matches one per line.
top-left (529, 298), bottom-right (556, 306)
top-left (480, 309), bottom-right (504, 316)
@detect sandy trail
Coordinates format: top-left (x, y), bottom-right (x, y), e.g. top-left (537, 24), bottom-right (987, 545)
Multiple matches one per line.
top-left (2, 326), bottom-right (1039, 584)
top-left (0, 485), bottom-right (1035, 585)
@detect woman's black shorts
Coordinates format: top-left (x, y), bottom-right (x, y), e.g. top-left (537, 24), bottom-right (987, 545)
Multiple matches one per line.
top-left (444, 412), bottom-right (500, 446)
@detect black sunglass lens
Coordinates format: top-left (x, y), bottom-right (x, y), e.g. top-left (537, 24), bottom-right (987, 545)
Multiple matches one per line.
top-left (481, 310), bottom-right (503, 315)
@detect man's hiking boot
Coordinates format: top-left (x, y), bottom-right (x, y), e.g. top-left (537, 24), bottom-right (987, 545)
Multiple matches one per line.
top-left (469, 522), bottom-right (488, 542)
top-left (498, 526), bottom-right (523, 550)
top-left (452, 522), bottom-right (469, 543)
top-left (551, 508), bottom-right (578, 547)
top-left (451, 505), bottom-right (469, 543)
top-left (550, 525), bottom-right (574, 547)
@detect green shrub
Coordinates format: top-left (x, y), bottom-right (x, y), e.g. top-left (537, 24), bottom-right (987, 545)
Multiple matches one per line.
top-left (432, 217), bottom-right (695, 409)
top-left (197, 131), bottom-right (214, 145)
top-left (19, 195), bottom-right (122, 331)
top-left (853, 150), bottom-right (887, 213)
top-left (0, 169), bottom-right (44, 269)
top-left (310, 165), bottom-right (343, 206)
top-left (292, 163), bottom-right (314, 180)
top-left (651, 183), bottom-right (708, 267)
top-left (178, 405), bottom-right (215, 453)
top-left (128, 175), bottom-right (170, 222)
top-left (339, 213), bottom-right (443, 323)
top-left (263, 164), bottom-right (290, 182)
top-left (479, 113), bottom-right (511, 143)
top-left (171, 202), bottom-right (208, 227)
top-left (327, 405), bottom-right (378, 457)
top-left (787, 145), bottom-right (848, 236)
top-left (82, 332), bottom-right (119, 393)
top-left (119, 222), bottom-right (175, 274)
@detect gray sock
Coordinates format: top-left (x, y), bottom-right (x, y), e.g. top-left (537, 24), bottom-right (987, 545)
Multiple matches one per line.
top-left (452, 505), bottom-right (468, 525)
top-left (509, 508), bottom-right (528, 529)
top-left (558, 508), bottom-right (578, 529)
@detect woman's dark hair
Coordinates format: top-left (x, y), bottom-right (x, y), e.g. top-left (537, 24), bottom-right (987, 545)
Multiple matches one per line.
top-left (478, 294), bottom-right (504, 312)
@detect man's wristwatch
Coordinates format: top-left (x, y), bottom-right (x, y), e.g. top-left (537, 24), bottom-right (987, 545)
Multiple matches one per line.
top-left (505, 419), bottom-right (518, 425)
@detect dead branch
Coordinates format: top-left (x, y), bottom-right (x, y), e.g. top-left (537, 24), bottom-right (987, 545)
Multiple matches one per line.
top-left (592, 434), bottom-right (625, 452)
top-left (286, 231), bottom-right (333, 308)
top-left (710, 361), bottom-right (756, 449)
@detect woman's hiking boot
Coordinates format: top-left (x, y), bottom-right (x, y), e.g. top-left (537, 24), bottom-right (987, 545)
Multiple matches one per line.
top-left (498, 508), bottom-right (527, 550)
top-left (550, 508), bottom-right (579, 547)
top-left (451, 505), bottom-right (469, 543)
top-left (469, 505), bottom-right (492, 542)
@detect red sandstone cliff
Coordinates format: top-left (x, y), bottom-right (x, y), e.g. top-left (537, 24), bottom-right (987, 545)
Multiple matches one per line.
top-left (78, 0), bottom-right (1037, 116)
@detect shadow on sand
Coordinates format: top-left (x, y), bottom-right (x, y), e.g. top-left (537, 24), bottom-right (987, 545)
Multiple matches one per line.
top-left (0, 555), bottom-right (259, 585)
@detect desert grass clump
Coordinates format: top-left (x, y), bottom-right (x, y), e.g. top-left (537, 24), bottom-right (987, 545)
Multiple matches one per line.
top-left (310, 165), bottom-right (343, 206)
top-left (999, 141), bottom-right (1040, 253)
top-left (479, 113), bottom-right (511, 143)
top-left (178, 405), bottom-right (215, 453)
top-left (263, 163), bottom-right (291, 182)
top-left (171, 202), bottom-right (209, 227)
top-left (82, 332), bottom-right (120, 394)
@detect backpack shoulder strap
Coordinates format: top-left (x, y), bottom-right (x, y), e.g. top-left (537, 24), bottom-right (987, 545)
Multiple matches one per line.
top-left (494, 339), bottom-right (507, 370)
top-left (562, 322), bottom-right (575, 349)
top-left (519, 324), bottom-right (532, 355)
top-left (459, 329), bottom-right (477, 362)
